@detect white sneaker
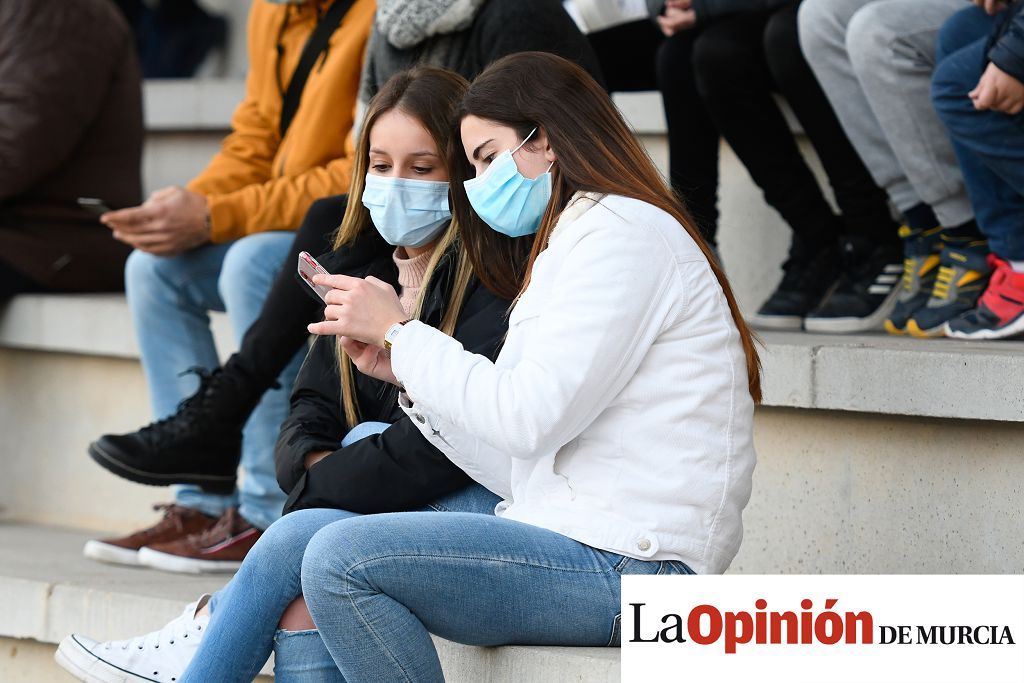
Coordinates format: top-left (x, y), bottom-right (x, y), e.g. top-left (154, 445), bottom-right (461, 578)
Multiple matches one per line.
top-left (54, 596), bottom-right (210, 683)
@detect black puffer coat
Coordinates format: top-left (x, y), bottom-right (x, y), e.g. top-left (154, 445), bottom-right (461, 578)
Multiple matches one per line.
top-left (276, 229), bottom-right (510, 514)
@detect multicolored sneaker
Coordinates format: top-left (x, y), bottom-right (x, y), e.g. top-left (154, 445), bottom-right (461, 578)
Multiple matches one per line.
top-left (884, 226), bottom-right (943, 335)
top-left (945, 255), bottom-right (1024, 340)
top-left (905, 237), bottom-right (990, 337)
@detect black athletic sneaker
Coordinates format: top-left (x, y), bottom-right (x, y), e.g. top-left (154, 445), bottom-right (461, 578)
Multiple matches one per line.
top-left (804, 236), bottom-right (903, 333)
top-left (884, 225), bottom-right (943, 335)
top-left (88, 357), bottom-right (274, 493)
top-left (750, 244), bottom-right (840, 331)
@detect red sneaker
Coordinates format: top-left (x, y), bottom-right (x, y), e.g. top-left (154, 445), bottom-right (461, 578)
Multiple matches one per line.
top-left (82, 504), bottom-right (218, 567)
top-left (137, 507), bottom-right (262, 574)
top-left (945, 255), bottom-right (1024, 340)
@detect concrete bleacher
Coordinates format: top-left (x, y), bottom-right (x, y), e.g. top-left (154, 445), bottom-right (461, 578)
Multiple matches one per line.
top-left (2, 80), bottom-right (1023, 681)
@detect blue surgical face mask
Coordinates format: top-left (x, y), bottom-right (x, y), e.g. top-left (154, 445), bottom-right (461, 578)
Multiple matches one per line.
top-left (361, 174), bottom-right (451, 248)
top-left (463, 128), bottom-right (554, 238)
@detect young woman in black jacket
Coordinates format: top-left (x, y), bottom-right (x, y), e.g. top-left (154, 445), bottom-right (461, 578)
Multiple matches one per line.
top-left (57, 66), bottom-right (518, 683)
top-left (275, 206), bottom-right (510, 514)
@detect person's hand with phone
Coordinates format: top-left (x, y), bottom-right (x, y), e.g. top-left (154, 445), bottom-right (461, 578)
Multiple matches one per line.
top-left (307, 273), bottom-right (408, 348)
top-left (101, 186), bottom-right (211, 256)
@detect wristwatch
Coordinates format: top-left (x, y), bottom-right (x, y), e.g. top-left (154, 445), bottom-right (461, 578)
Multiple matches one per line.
top-left (383, 319), bottom-right (412, 354)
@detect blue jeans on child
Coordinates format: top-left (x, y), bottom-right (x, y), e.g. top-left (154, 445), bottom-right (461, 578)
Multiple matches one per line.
top-left (933, 6), bottom-right (1024, 260)
top-left (181, 417), bottom-right (693, 682)
top-left (124, 232), bottom-right (305, 530)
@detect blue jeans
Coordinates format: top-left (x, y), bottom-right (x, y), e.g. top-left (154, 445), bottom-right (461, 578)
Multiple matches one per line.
top-left (933, 6), bottom-right (1024, 259)
top-left (180, 481), bottom-right (505, 683)
top-left (124, 232), bottom-right (304, 529)
top-left (300, 519), bottom-right (693, 682)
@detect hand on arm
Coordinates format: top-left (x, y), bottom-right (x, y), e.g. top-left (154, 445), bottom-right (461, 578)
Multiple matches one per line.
top-left (970, 62), bottom-right (1024, 114)
top-left (102, 186), bottom-right (211, 256)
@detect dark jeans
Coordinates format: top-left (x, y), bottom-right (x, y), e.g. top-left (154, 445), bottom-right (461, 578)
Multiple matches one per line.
top-left (933, 6), bottom-right (1024, 260)
top-left (662, 1), bottom-right (897, 252)
top-left (231, 195), bottom-right (346, 387)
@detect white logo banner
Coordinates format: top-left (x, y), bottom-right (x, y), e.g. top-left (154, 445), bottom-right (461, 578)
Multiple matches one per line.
top-left (622, 575), bottom-right (1024, 683)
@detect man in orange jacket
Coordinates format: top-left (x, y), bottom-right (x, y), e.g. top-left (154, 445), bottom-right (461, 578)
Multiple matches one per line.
top-left (86, 0), bottom-right (374, 573)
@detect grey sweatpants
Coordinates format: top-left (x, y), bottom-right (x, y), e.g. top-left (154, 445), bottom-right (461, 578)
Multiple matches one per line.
top-left (798, 0), bottom-right (974, 227)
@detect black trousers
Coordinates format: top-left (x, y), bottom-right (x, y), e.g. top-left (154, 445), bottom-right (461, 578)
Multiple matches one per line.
top-left (656, 2), bottom-right (897, 251)
top-left (588, 20), bottom-right (720, 243)
top-left (230, 195), bottom-right (346, 387)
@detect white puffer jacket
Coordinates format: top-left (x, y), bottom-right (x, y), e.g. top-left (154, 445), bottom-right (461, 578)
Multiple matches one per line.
top-left (392, 192), bottom-right (756, 574)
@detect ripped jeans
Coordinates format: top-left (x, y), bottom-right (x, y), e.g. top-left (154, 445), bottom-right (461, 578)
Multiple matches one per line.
top-left (183, 429), bottom-right (694, 682)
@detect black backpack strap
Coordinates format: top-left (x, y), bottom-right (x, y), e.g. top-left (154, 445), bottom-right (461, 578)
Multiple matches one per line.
top-left (279, 0), bottom-right (357, 139)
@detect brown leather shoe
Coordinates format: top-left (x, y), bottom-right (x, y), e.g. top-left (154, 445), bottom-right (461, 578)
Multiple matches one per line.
top-left (137, 507), bottom-right (262, 574)
top-left (82, 504), bottom-right (218, 567)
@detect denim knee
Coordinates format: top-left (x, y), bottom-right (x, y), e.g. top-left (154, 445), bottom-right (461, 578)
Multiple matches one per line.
top-left (217, 232), bottom-right (293, 309)
top-left (936, 6), bottom-right (993, 62)
top-left (124, 249), bottom-right (167, 304)
top-left (247, 509), bottom-right (337, 572)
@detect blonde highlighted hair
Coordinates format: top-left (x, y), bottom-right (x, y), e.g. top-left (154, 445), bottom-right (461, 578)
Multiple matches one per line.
top-left (331, 66), bottom-right (474, 428)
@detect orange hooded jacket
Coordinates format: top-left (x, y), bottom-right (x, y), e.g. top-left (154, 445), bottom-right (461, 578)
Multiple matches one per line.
top-left (187, 0), bottom-right (374, 243)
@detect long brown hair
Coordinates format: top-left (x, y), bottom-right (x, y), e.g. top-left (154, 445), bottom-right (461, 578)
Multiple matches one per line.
top-left (332, 66), bottom-right (475, 426)
top-left (449, 52), bottom-right (761, 403)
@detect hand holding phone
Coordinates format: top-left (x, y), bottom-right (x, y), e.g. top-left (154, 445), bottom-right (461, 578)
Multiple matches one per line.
top-left (298, 251), bottom-right (332, 302)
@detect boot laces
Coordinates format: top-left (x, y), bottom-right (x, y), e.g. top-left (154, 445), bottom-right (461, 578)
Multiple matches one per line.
top-left (136, 367), bottom-right (221, 446)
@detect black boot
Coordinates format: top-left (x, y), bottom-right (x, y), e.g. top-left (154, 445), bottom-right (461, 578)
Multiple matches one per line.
top-left (88, 356), bottom-right (277, 493)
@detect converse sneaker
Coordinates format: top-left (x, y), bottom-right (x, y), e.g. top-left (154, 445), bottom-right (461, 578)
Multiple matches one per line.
top-left (804, 237), bottom-right (902, 333)
top-left (905, 238), bottom-right (991, 337)
top-left (138, 507), bottom-right (262, 574)
top-left (82, 504), bottom-right (217, 567)
top-left (945, 255), bottom-right (1024, 340)
top-left (884, 226), bottom-right (943, 335)
top-left (55, 595), bottom-right (210, 683)
top-left (750, 244), bottom-right (839, 331)
top-left (88, 356), bottom-right (273, 493)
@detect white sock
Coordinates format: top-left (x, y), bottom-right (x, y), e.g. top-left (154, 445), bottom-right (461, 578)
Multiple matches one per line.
top-left (1010, 260), bottom-right (1024, 273)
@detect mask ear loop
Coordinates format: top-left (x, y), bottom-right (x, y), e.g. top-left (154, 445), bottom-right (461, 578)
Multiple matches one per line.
top-left (512, 127), bottom-right (555, 174)
top-left (511, 127), bottom-right (539, 156)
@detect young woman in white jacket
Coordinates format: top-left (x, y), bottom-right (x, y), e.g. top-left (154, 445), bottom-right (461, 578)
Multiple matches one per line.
top-left (301, 51), bottom-right (763, 681)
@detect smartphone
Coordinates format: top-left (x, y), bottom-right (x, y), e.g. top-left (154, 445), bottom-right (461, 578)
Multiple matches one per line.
top-left (298, 251), bottom-right (332, 302)
top-left (77, 197), bottom-right (112, 216)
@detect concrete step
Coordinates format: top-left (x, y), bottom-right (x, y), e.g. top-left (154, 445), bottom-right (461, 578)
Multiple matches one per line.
top-left (0, 522), bottom-right (619, 682)
top-left (3, 292), bottom-right (1023, 574)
